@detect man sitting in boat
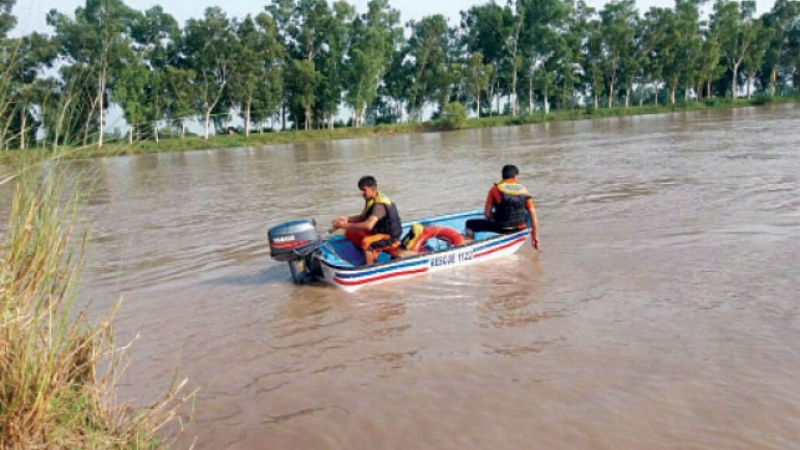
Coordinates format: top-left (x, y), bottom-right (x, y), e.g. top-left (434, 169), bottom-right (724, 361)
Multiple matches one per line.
top-left (465, 164), bottom-right (540, 250)
top-left (332, 175), bottom-right (403, 265)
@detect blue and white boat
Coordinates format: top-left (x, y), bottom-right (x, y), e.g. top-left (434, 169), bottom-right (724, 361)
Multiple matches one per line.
top-left (268, 209), bottom-right (530, 292)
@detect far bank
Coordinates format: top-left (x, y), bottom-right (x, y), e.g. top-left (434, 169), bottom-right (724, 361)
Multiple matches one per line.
top-left (1, 97), bottom-right (797, 164)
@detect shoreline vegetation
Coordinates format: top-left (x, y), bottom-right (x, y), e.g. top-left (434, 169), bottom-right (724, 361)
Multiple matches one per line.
top-left (3, 0), bottom-right (798, 159)
top-left (1, 96), bottom-right (797, 164)
top-left (0, 155), bottom-right (193, 449)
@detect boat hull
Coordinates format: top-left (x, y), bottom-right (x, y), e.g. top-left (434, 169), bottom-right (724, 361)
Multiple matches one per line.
top-left (319, 228), bottom-right (529, 292)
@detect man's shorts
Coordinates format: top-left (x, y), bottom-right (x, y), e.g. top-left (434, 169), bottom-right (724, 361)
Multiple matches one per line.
top-left (465, 218), bottom-right (524, 234)
top-left (345, 230), bottom-right (400, 258)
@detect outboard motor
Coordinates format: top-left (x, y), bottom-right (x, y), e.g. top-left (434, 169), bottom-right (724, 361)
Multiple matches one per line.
top-left (268, 219), bottom-right (323, 284)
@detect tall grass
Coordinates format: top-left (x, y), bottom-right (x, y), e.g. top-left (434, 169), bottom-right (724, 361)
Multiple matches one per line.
top-left (0, 155), bottom-right (192, 449)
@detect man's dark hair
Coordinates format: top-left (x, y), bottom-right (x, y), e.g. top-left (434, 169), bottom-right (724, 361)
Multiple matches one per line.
top-left (358, 175), bottom-right (377, 189)
top-left (501, 165), bottom-right (519, 180)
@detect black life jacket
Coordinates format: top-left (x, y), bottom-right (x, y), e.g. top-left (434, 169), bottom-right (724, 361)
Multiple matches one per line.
top-left (361, 192), bottom-right (402, 240)
top-left (493, 181), bottom-right (531, 229)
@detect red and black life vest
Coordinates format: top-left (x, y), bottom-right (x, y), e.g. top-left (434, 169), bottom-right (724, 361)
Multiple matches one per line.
top-left (493, 181), bottom-right (531, 229)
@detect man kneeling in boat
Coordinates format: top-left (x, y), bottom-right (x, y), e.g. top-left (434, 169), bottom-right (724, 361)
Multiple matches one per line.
top-left (332, 175), bottom-right (403, 265)
top-left (465, 164), bottom-right (540, 250)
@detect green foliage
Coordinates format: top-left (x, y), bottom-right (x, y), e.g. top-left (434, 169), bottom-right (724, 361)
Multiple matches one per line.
top-left (0, 0), bottom-right (796, 148)
top-left (404, 14), bottom-right (449, 121)
top-left (751, 94), bottom-right (778, 105)
top-left (0, 0), bottom-right (17, 38)
top-left (127, 6), bottom-right (181, 142)
top-left (463, 53), bottom-right (494, 116)
top-left (46, 0), bottom-right (141, 147)
top-left (183, 7), bottom-right (238, 139)
top-left (598, 0), bottom-right (638, 108)
top-left (112, 59), bottom-right (151, 142)
top-left (439, 101), bottom-right (468, 130)
top-left (345, 0), bottom-right (402, 127)
top-left (0, 32), bottom-right (58, 149)
top-left (711, 0), bottom-right (764, 99)
top-left (287, 59), bottom-right (322, 130)
top-left (226, 13), bottom-right (285, 135)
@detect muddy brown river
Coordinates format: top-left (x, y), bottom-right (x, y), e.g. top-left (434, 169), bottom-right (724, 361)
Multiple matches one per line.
top-left (4, 104), bottom-right (800, 449)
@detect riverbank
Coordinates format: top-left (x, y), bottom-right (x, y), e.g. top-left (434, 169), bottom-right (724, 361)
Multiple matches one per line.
top-left (0, 155), bottom-right (192, 448)
top-left (2, 96), bottom-right (797, 163)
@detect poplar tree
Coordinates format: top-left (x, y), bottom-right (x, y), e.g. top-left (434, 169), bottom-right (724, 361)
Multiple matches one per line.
top-left (711, 0), bottom-right (762, 99)
top-left (599, 0), bottom-right (638, 108)
top-left (47, 0), bottom-right (138, 147)
top-left (129, 6), bottom-right (181, 142)
top-left (404, 15), bottom-right (449, 121)
top-left (761, 0), bottom-right (800, 95)
top-left (345, 0), bottom-right (402, 127)
top-left (2, 33), bottom-right (57, 149)
top-left (182, 7), bottom-right (236, 138)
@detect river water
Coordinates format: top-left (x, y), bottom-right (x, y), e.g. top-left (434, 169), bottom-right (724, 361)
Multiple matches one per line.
top-left (5, 105), bottom-right (800, 449)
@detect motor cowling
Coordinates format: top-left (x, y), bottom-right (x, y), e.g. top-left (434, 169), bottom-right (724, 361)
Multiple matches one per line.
top-left (268, 219), bottom-right (320, 262)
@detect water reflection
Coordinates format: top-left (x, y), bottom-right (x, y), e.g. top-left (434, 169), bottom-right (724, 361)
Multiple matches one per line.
top-left (202, 264), bottom-right (286, 287)
top-left (354, 299), bottom-right (408, 325)
top-left (276, 288), bottom-right (340, 322)
top-left (476, 254), bottom-right (546, 329)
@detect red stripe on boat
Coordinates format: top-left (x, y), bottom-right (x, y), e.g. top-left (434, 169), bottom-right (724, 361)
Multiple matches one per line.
top-left (474, 237), bottom-right (526, 258)
top-left (270, 240), bottom-right (311, 249)
top-left (334, 267), bottom-right (429, 287)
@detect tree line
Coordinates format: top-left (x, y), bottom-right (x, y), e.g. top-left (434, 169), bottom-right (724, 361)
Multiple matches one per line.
top-left (0, 0), bottom-right (798, 149)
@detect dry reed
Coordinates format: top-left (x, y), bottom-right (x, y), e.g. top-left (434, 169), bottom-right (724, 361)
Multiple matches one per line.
top-left (0, 158), bottom-right (193, 449)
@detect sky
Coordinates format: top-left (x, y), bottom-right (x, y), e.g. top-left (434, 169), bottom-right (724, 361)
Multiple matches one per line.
top-left (12, 0), bottom-right (778, 37)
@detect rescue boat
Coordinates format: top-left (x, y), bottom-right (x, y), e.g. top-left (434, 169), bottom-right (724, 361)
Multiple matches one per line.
top-left (267, 209), bottom-right (530, 292)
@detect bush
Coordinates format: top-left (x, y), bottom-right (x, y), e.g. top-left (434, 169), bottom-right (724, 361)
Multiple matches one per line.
top-left (751, 94), bottom-right (777, 105)
top-left (440, 102), bottom-right (468, 130)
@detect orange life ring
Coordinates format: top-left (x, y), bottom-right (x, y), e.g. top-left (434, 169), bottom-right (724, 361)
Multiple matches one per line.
top-left (409, 226), bottom-right (466, 252)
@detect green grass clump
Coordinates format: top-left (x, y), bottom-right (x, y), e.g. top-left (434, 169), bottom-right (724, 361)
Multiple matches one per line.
top-left (439, 102), bottom-right (469, 130)
top-left (0, 156), bottom-right (192, 450)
